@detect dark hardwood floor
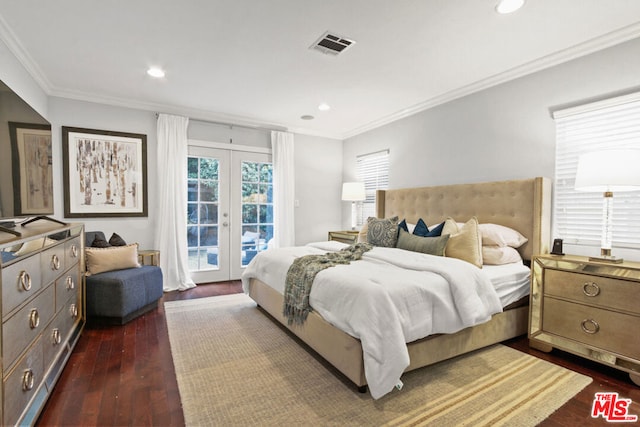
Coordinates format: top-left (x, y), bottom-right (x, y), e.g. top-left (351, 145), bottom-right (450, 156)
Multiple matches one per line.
top-left (37, 281), bottom-right (639, 426)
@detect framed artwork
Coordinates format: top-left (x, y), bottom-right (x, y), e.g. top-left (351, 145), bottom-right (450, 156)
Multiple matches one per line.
top-left (62, 126), bottom-right (148, 218)
top-left (9, 122), bottom-right (53, 216)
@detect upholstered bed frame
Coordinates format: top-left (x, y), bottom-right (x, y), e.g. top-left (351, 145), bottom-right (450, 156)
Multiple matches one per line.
top-left (247, 177), bottom-right (552, 391)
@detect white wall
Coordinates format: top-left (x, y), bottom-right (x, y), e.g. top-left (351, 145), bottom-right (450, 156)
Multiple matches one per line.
top-left (46, 97), bottom-right (342, 248)
top-left (343, 37), bottom-right (640, 233)
top-left (48, 97), bottom-right (158, 247)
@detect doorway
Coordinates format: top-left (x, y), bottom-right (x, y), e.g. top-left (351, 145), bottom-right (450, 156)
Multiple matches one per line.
top-left (187, 146), bottom-right (272, 283)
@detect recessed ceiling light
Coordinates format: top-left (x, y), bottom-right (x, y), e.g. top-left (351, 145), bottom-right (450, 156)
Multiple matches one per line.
top-left (147, 67), bottom-right (165, 78)
top-left (318, 103), bottom-right (331, 111)
top-left (300, 115), bottom-right (314, 120)
top-left (495, 0), bottom-right (525, 14)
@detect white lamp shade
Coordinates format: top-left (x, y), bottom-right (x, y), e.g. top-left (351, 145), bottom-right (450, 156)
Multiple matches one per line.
top-left (575, 149), bottom-right (640, 192)
top-left (341, 182), bottom-right (366, 201)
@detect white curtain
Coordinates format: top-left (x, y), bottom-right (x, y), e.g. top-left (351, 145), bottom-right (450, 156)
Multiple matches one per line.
top-left (271, 131), bottom-right (295, 247)
top-left (155, 114), bottom-right (195, 291)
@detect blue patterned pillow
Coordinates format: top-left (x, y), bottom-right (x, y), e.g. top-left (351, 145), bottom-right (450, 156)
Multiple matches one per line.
top-left (367, 216), bottom-right (399, 247)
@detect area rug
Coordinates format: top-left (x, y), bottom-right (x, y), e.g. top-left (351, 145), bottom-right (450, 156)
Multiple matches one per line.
top-left (165, 293), bottom-right (592, 426)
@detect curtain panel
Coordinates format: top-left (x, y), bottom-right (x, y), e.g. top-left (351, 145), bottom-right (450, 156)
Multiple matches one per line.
top-left (271, 131), bottom-right (295, 247)
top-left (155, 114), bottom-right (196, 291)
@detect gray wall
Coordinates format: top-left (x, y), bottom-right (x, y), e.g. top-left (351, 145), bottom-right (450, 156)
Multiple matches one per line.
top-left (45, 97), bottom-right (342, 248)
top-left (343, 37), bottom-right (640, 232)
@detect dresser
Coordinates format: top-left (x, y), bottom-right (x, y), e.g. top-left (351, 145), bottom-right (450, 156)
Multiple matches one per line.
top-left (0, 222), bottom-right (84, 426)
top-left (529, 254), bottom-right (640, 386)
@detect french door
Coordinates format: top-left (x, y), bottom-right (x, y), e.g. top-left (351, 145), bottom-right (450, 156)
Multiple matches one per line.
top-left (187, 146), bottom-right (272, 283)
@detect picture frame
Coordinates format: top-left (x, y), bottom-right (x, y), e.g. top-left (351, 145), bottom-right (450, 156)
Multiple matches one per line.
top-left (62, 126), bottom-right (148, 218)
top-left (9, 122), bottom-right (53, 216)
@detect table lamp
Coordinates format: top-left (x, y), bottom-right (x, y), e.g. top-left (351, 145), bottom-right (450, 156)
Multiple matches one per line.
top-left (342, 182), bottom-right (366, 230)
top-left (574, 149), bottom-right (640, 263)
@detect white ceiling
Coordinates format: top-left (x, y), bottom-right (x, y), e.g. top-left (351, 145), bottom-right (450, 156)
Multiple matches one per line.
top-left (1, 1), bottom-right (640, 140)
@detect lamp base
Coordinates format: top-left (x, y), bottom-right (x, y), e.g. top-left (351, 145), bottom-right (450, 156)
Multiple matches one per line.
top-left (588, 255), bottom-right (624, 264)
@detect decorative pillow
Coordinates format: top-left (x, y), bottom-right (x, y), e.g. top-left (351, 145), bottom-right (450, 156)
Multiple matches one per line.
top-left (85, 243), bottom-right (140, 276)
top-left (482, 246), bottom-right (523, 265)
top-left (109, 232), bottom-right (127, 247)
top-left (366, 216), bottom-right (399, 247)
top-left (92, 234), bottom-right (111, 248)
top-left (398, 219), bottom-right (416, 235)
top-left (412, 218), bottom-right (429, 236)
top-left (358, 222), bottom-right (368, 243)
top-left (479, 224), bottom-right (528, 248)
top-left (396, 229), bottom-right (449, 256)
top-left (442, 217), bottom-right (483, 268)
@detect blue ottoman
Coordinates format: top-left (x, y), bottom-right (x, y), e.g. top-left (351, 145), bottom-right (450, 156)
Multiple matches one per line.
top-left (85, 232), bottom-right (163, 324)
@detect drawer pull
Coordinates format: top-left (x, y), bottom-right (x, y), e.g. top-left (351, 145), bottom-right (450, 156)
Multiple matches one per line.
top-left (19, 270), bottom-right (32, 291)
top-left (52, 328), bottom-right (62, 345)
top-left (70, 244), bottom-right (78, 258)
top-left (51, 254), bottom-right (61, 271)
top-left (22, 369), bottom-right (34, 391)
top-left (582, 281), bottom-right (600, 297)
top-left (29, 309), bottom-right (40, 329)
top-left (66, 276), bottom-right (75, 290)
top-left (69, 304), bottom-right (78, 318)
top-left (581, 318), bottom-right (600, 334)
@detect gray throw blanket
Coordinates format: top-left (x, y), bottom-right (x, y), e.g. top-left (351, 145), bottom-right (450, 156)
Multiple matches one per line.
top-left (283, 243), bottom-right (373, 325)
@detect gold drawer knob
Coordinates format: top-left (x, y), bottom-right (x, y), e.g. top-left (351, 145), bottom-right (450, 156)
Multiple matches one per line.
top-left (69, 304), bottom-right (78, 318)
top-left (65, 276), bottom-right (75, 290)
top-left (582, 281), bottom-right (600, 297)
top-left (52, 328), bottom-right (62, 345)
top-left (29, 309), bottom-right (40, 329)
top-left (581, 318), bottom-right (600, 334)
top-left (19, 270), bottom-right (32, 291)
top-left (22, 369), bottom-right (34, 391)
top-left (51, 254), bottom-right (61, 271)
top-left (70, 244), bottom-right (78, 258)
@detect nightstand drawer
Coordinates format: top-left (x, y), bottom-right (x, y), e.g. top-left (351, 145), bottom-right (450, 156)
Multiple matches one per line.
top-left (328, 231), bottom-right (359, 244)
top-left (543, 298), bottom-right (640, 359)
top-left (544, 269), bottom-right (639, 314)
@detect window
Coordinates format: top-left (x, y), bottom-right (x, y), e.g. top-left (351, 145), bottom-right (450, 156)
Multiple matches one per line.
top-left (356, 149), bottom-right (390, 221)
top-left (553, 92), bottom-right (640, 250)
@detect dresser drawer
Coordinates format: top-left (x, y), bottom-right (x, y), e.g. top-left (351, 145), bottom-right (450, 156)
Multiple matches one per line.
top-left (55, 266), bottom-right (80, 311)
top-left (64, 236), bottom-right (81, 268)
top-left (41, 244), bottom-right (66, 287)
top-left (3, 285), bottom-right (55, 371)
top-left (3, 337), bottom-right (44, 427)
top-left (544, 269), bottom-right (639, 314)
top-left (43, 297), bottom-right (80, 368)
top-left (1, 254), bottom-right (43, 317)
top-left (543, 298), bottom-right (640, 359)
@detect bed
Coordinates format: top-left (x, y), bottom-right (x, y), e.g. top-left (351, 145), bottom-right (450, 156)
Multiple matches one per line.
top-left (242, 177), bottom-right (551, 399)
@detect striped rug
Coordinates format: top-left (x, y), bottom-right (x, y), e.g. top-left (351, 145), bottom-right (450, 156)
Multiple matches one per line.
top-left (165, 293), bottom-right (592, 426)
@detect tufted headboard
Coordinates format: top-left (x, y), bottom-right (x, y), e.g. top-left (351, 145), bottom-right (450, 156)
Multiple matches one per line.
top-left (375, 177), bottom-right (552, 261)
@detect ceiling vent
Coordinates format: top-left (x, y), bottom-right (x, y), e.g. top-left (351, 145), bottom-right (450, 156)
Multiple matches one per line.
top-left (310, 31), bottom-right (356, 56)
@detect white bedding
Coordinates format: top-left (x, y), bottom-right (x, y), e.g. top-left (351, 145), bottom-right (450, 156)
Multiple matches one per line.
top-left (482, 262), bottom-right (531, 307)
top-left (241, 241), bottom-right (505, 399)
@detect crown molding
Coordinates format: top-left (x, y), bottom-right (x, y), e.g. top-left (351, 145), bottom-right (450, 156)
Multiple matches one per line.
top-left (2, 13), bottom-right (639, 142)
top-left (0, 13), bottom-right (53, 91)
top-left (341, 22), bottom-right (640, 140)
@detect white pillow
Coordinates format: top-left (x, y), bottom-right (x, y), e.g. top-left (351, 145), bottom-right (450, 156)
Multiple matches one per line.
top-left (479, 223), bottom-right (528, 248)
top-left (482, 246), bottom-right (523, 265)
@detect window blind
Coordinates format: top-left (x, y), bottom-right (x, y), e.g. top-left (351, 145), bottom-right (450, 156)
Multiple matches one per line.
top-left (356, 149), bottom-right (389, 222)
top-left (553, 92), bottom-right (640, 249)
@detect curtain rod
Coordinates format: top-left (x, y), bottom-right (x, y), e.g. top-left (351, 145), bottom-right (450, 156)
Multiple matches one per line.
top-left (155, 113), bottom-right (287, 133)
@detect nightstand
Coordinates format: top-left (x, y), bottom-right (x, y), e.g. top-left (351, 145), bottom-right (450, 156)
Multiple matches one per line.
top-left (328, 230), bottom-right (360, 244)
top-left (529, 254), bottom-right (640, 386)
top-left (138, 249), bottom-right (160, 266)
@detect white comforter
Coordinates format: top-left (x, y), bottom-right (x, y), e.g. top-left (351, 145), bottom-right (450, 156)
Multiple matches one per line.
top-left (241, 241), bottom-right (503, 399)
